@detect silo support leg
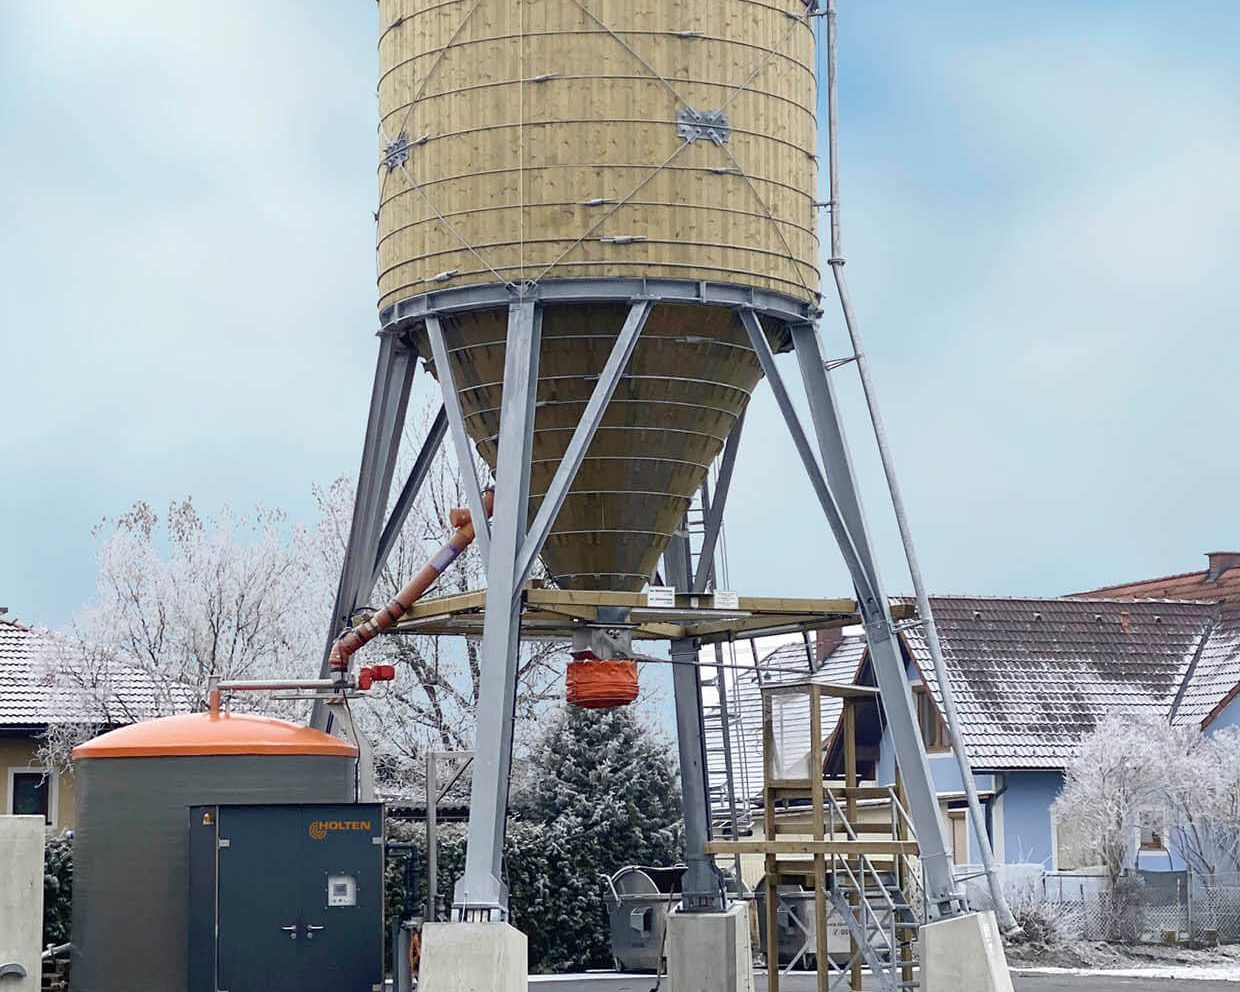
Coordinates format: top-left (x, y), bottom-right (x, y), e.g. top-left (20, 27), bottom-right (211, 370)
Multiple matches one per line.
top-left (740, 309), bottom-right (961, 916)
top-left (313, 333), bottom-right (417, 731)
top-left (455, 301), bottom-right (542, 922)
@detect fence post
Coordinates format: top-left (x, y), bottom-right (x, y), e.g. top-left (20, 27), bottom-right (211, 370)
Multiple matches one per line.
top-left (1187, 870), bottom-right (1193, 943)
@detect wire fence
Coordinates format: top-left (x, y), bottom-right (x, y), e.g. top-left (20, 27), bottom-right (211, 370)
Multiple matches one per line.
top-left (1044, 871), bottom-right (1240, 944)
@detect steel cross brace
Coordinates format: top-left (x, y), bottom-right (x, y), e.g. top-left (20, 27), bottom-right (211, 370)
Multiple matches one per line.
top-left (453, 299), bottom-right (653, 919)
top-left (739, 308), bottom-right (960, 917)
top-left (313, 332), bottom-right (425, 731)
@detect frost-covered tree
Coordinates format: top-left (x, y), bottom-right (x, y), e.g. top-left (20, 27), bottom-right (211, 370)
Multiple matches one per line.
top-left (37, 419), bottom-right (565, 787)
top-left (1054, 715), bottom-right (1240, 880)
top-left (509, 704), bottom-right (684, 972)
top-left (1160, 726), bottom-right (1240, 875)
top-left (37, 498), bottom-right (318, 767)
top-left (1052, 713), bottom-right (1168, 882)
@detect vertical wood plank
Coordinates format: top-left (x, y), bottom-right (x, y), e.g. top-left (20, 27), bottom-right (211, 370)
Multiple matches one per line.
top-left (809, 685), bottom-right (829, 992)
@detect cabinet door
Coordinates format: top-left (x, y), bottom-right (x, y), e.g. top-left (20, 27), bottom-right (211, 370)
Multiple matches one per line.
top-left (216, 807), bottom-right (304, 992)
top-left (297, 804), bottom-right (385, 992)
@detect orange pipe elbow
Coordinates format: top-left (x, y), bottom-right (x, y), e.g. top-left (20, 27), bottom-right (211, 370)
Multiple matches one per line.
top-left (330, 489), bottom-right (494, 675)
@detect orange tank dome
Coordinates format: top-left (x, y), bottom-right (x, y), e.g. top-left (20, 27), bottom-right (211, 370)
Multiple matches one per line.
top-left (71, 711), bottom-right (359, 759)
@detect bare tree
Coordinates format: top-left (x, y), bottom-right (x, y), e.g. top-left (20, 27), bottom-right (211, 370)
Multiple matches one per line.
top-left (1054, 715), bottom-right (1240, 880)
top-left (36, 499), bottom-right (319, 767)
top-left (40, 416), bottom-right (566, 792)
top-left (1052, 713), bottom-right (1168, 882)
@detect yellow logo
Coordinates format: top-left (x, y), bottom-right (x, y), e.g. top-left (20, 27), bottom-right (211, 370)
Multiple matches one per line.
top-left (308, 819), bottom-right (372, 840)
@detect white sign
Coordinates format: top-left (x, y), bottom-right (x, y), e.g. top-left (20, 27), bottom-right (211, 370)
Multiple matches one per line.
top-left (713, 590), bottom-right (739, 610)
top-left (645, 585), bottom-right (676, 608)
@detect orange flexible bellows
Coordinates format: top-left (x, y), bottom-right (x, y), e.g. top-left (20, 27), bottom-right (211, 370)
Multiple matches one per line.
top-left (565, 658), bottom-right (639, 709)
top-left (329, 489), bottom-right (494, 675)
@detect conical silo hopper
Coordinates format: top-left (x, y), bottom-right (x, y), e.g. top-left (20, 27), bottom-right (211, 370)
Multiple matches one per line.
top-left (377, 0), bottom-right (819, 590)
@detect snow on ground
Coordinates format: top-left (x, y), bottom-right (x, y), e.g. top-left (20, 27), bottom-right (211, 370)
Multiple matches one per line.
top-left (1014, 964), bottom-right (1240, 982)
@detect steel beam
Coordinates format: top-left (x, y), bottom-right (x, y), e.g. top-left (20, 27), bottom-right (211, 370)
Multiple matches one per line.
top-left (312, 333), bottom-right (415, 731)
top-left (773, 316), bottom-right (957, 912)
top-left (370, 404), bottom-right (448, 591)
top-left (380, 277), bottom-right (819, 332)
top-left (691, 410), bottom-right (744, 595)
top-left (425, 314), bottom-right (492, 564)
top-left (514, 299), bottom-right (652, 591)
top-left (739, 311), bottom-right (877, 608)
top-left (666, 533), bottom-right (726, 913)
top-left (455, 300), bottom-right (542, 920)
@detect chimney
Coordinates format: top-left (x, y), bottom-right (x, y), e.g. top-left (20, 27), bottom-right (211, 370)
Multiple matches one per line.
top-left (1205, 552), bottom-right (1240, 584)
top-left (816, 626), bottom-right (844, 662)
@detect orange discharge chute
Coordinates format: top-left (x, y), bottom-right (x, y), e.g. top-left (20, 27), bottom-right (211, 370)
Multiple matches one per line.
top-left (565, 659), bottom-right (639, 709)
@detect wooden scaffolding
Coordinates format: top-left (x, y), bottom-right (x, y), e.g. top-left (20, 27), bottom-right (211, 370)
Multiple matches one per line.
top-left (706, 680), bottom-right (924, 992)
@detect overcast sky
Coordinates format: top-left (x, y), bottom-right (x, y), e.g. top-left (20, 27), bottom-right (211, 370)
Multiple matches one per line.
top-left (3, 0), bottom-right (1239, 631)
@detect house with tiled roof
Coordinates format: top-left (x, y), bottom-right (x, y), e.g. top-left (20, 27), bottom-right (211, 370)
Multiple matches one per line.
top-left (0, 613), bottom-right (191, 829)
top-left (1071, 550), bottom-right (1240, 733)
top-left (710, 591), bottom-right (1240, 874)
top-left (838, 595), bottom-right (1240, 872)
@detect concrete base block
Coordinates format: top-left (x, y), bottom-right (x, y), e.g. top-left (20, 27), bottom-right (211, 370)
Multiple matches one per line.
top-left (920, 910), bottom-right (1013, 992)
top-left (666, 901), bottom-right (754, 992)
top-left (418, 921), bottom-right (527, 992)
top-left (0, 816), bottom-right (45, 992)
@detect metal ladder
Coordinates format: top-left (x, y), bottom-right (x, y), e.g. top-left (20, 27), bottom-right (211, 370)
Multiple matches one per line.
top-left (684, 479), bottom-right (755, 841)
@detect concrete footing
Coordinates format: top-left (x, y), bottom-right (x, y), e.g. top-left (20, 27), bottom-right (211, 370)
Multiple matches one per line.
top-left (0, 816), bottom-right (45, 992)
top-left (418, 921), bottom-right (527, 992)
top-left (665, 901), bottom-right (754, 992)
top-left (920, 910), bottom-right (1013, 992)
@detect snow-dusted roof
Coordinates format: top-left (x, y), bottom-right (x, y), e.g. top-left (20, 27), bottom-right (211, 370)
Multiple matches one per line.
top-left (1173, 613), bottom-right (1240, 729)
top-left (709, 595), bottom-right (1240, 793)
top-left (0, 617), bottom-right (189, 728)
top-left (903, 597), bottom-right (1232, 768)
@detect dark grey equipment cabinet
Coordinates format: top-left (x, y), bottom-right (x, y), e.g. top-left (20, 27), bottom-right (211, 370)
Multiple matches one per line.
top-left (188, 803), bottom-right (384, 992)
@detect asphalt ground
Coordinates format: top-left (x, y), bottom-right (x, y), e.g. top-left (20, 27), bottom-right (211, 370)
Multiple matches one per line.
top-left (527, 972), bottom-right (1240, 992)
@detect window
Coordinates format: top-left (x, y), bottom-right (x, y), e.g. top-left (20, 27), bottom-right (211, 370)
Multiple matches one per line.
top-left (7, 768), bottom-right (55, 825)
top-left (913, 686), bottom-right (950, 751)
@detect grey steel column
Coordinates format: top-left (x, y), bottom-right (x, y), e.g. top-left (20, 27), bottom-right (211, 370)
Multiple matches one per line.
top-left (455, 300), bottom-right (542, 920)
top-left (742, 310), bottom-right (959, 916)
top-left (312, 333), bottom-right (416, 730)
top-left (426, 751), bottom-right (439, 921)
top-left (666, 534), bottom-right (726, 912)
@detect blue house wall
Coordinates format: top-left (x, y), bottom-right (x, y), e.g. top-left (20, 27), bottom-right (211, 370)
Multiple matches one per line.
top-left (1208, 693), bottom-right (1240, 733)
top-left (999, 771), bottom-right (1060, 868)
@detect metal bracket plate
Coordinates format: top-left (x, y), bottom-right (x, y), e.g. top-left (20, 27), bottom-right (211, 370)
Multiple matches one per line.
top-left (383, 131), bottom-right (411, 170)
top-left (676, 106), bottom-right (730, 146)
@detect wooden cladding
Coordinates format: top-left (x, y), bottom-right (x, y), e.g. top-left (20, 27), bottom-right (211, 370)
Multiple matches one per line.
top-left (376, 0), bottom-right (820, 310)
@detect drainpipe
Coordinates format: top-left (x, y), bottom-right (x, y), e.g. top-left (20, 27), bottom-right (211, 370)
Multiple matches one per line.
top-left (824, 0), bottom-right (1018, 933)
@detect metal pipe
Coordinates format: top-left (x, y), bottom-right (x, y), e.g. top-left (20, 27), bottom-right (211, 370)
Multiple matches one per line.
top-left (218, 679), bottom-right (341, 692)
top-left (823, 0), bottom-right (1017, 933)
top-left (329, 490), bottom-right (495, 675)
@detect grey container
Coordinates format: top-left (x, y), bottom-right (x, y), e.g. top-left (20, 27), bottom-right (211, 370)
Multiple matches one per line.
top-left (756, 884), bottom-right (836, 969)
top-left (70, 712), bottom-right (359, 992)
top-left (601, 866), bottom-right (685, 973)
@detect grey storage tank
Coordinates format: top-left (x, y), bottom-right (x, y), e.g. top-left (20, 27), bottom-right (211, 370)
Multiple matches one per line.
top-left (70, 711), bottom-right (359, 992)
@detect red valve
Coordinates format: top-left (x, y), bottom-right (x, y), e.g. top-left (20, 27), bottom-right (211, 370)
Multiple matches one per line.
top-left (371, 664), bottom-right (396, 682)
top-left (357, 668), bottom-right (374, 691)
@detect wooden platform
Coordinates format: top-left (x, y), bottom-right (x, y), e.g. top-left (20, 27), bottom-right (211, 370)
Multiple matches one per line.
top-left (385, 584), bottom-right (914, 644)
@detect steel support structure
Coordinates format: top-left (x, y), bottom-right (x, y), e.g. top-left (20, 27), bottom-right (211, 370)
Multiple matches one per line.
top-left (665, 533), bottom-right (727, 912)
top-left (741, 309), bottom-right (961, 917)
top-left (451, 297), bottom-right (655, 919)
top-left (312, 332), bottom-right (429, 732)
top-left (822, 0), bottom-right (1016, 930)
